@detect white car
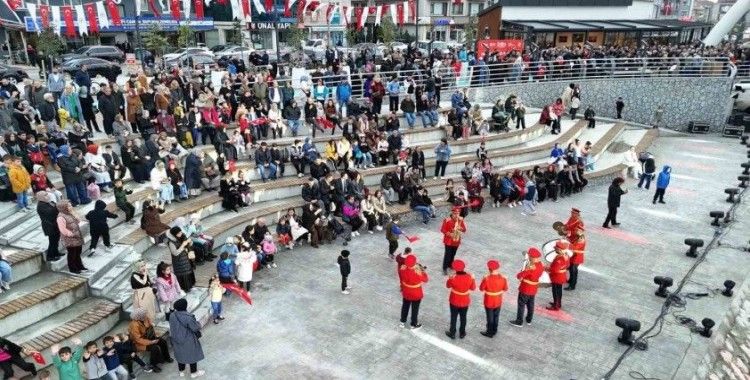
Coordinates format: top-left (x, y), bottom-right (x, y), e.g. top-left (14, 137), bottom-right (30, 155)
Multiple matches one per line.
top-left (163, 47), bottom-right (213, 61)
top-left (416, 40), bottom-right (450, 56)
top-left (303, 39), bottom-right (328, 62)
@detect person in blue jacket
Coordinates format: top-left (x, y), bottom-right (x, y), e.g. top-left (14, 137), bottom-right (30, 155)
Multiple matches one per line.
top-left (336, 80), bottom-right (352, 117)
top-left (653, 165), bottom-right (671, 204)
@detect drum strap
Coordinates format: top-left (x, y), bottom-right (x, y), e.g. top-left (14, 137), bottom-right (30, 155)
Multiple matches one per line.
top-left (522, 279), bottom-right (538, 285)
top-left (484, 291), bottom-right (504, 296)
top-left (555, 270), bottom-right (567, 274)
top-left (451, 289), bottom-right (470, 296)
top-left (401, 282), bottom-right (422, 289)
top-left (572, 250), bottom-right (584, 254)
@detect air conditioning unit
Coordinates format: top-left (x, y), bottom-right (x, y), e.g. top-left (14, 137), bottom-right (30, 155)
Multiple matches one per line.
top-left (723, 125), bottom-right (744, 137)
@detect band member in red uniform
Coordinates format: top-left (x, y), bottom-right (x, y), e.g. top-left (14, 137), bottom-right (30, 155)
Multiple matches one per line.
top-left (440, 207), bottom-right (467, 275)
top-left (398, 254), bottom-right (428, 329)
top-left (479, 260), bottom-right (508, 338)
top-left (445, 260), bottom-right (476, 339)
top-left (564, 208), bottom-right (584, 242)
top-left (510, 247), bottom-right (545, 327)
top-left (566, 228), bottom-right (586, 291)
top-left (546, 240), bottom-right (570, 311)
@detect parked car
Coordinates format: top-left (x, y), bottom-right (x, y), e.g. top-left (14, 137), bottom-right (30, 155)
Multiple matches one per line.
top-left (417, 40), bottom-right (450, 56)
top-left (61, 57), bottom-right (122, 82)
top-left (164, 54), bottom-right (217, 71)
top-left (162, 47), bottom-right (213, 61)
top-left (59, 45), bottom-right (125, 63)
top-left (217, 46), bottom-right (253, 64)
top-left (303, 39), bottom-right (328, 62)
top-left (0, 63), bottom-right (29, 85)
top-left (211, 44), bottom-right (235, 53)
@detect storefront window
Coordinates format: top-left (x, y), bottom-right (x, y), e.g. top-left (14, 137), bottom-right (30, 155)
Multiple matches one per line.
top-left (451, 3), bottom-right (464, 15)
top-left (431, 2), bottom-right (447, 16)
top-left (469, 3), bottom-right (483, 16)
top-left (534, 32), bottom-right (554, 48)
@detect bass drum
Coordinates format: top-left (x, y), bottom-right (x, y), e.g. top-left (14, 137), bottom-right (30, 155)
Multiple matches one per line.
top-left (542, 239), bottom-right (559, 264)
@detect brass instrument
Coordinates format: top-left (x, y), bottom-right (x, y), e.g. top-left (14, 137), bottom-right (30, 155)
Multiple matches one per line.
top-left (450, 216), bottom-right (464, 241)
top-left (552, 221), bottom-right (566, 237)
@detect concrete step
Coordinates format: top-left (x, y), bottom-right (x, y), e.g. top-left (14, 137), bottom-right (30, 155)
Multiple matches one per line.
top-left (6, 297), bottom-right (121, 374)
top-left (154, 287), bottom-right (211, 329)
top-left (0, 202), bottom-right (21, 220)
top-left (51, 243), bottom-right (132, 279)
top-left (0, 272), bottom-right (88, 333)
top-left (0, 211), bottom-right (47, 245)
top-left (3, 248), bottom-right (43, 283)
top-left (0, 209), bottom-right (36, 236)
top-left (89, 248), bottom-right (142, 298)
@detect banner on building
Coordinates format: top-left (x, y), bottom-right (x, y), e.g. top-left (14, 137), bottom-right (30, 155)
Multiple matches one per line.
top-left (475, 39), bottom-right (525, 59)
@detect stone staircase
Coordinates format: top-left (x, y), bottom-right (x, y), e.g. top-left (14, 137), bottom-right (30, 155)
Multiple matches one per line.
top-left (0, 104), bottom-right (658, 375)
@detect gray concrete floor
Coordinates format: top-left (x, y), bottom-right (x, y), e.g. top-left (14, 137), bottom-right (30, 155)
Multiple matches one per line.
top-left (133, 134), bottom-right (749, 380)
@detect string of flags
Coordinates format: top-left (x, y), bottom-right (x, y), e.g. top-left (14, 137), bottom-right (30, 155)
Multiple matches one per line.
top-left (5, 0), bottom-right (428, 39)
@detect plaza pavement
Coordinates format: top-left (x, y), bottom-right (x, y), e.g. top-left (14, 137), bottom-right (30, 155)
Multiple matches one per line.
top-left (136, 133), bottom-right (749, 380)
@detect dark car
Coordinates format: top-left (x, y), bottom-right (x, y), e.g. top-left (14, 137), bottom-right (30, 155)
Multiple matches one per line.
top-left (0, 64), bottom-right (29, 85)
top-left (59, 45), bottom-right (125, 63)
top-left (61, 58), bottom-right (122, 82)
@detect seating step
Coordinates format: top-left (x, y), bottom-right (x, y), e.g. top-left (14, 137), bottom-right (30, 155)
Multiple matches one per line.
top-left (6, 297), bottom-right (121, 373)
top-left (3, 248), bottom-right (43, 283)
top-left (48, 244), bottom-right (137, 293)
top-left (0, 272), bottom-right (88, 333)
top-left (0, 210), bottom-right (36, 236)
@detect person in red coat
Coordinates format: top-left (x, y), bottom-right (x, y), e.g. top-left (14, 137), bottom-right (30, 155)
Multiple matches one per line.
top-left (564, 207), bottom-right (584, 242)
top-left (510, 247), bottom-right (545, 327)
top-left (546, 240), bottom-right (570, 311)
top-left (440, 207), bottom-right (467, 275)
top-left (445, 260), bottom-right (476, 339)
top-left (566, 228), bottom-right (586, 291)
top-left (479, 259), bottom-right (508, 338)
top-left (398, 254), bottom-right (428, 329)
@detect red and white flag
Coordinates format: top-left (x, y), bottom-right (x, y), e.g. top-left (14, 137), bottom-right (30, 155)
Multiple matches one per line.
top-left (326, 3), bottom-right (337, 23)
top-left (39, 4), bottom-right (50, 29)
top-left (147, 0), bottom-right (161, 17)
top-left (61, 5), bottom-right (75, 38)
top-left (354, 7), bottom-right (364, 31)
top-left (264, 0), bottom-right (272, 13)
top-left (107, 0), bottom-right (122, 26)
top-left (194, 0), bottom-right (204, 18)
top-left (252, 0), bottom-right (265, 14)
top-left (342, 5), bottom-right (352, 25)
top-left (5, 0), bottom-right (22, 12)
top-left (170, 0), bottom-right (181, 20)
top-left (396, 2), bottom-right (404, 25)
top-left (408, 0), bottom-right (415, 22)
top-left (74, 4), bottom-right (88, 36)
top-left (84, 3), bottom-right (98, 34)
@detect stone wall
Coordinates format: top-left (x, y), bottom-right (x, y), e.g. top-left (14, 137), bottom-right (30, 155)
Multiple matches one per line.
top-left (471, 77), bottom-right (735, 131)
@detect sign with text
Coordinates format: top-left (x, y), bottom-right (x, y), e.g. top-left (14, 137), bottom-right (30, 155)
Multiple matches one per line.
top-left (25, 16), bottom-right (216, 33)
top-left (248, 22), bottom-right (294, 30)
top-left (475, 39), bottom-right (524, 58)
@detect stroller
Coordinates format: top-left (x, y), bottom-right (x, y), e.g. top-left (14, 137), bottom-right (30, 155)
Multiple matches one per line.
top-left (492, 111), bottom-right (510, 132)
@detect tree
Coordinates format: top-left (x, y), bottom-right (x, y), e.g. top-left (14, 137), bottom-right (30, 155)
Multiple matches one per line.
top-left (464, 16), bottom-right (477, 50)
top-left (34, 28), bottom-right (65, 65)
top-left (345, 27), bottom-right (366, 46)
top-left (377, 17), bottom-right (396, 44)
top-left (229, 19), bottom-right (243, 46)
top-left (177, 24), bottom-right (194, 48)
top-left (286, 26), bottom-right (307, 50)
top-left (142, 25), bottom-right (169, 58)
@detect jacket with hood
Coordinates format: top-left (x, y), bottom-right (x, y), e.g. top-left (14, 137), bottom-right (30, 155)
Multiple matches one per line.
top-left (85, 200), bottom-right (118, 233)
top-left (656, 165), bottom-right (671, 189)
top-left (57, 145), bottom-right (85, 185)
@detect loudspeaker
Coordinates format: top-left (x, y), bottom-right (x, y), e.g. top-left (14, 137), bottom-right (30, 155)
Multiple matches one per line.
top-left (688, 121), bottom-right (710, 134)
top-left (723, 125), bottom-right (745, 137)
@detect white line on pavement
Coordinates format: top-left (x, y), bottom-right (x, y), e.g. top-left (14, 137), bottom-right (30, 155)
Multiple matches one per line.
top-left (411, 329), bottom-right (510, 375)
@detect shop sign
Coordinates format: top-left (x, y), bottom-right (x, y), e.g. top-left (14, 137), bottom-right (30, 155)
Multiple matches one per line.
top-left (249, 22), bottom-right (293, 30)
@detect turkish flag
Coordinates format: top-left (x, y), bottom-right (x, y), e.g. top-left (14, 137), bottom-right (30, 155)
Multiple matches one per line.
top-left (107, 0), bottom-right (122, 26)
top-left (148, 0), bottom-right (161, 17)
top-left (296, 0), bottom-right (306, 22)
top-left (354, 7), bottom-right (363, 31)
top-left (368, 5), bottom-right (376, 15)
top-left (62, 5), bottom-right (75, 38)
top-left (408, 0), bottom-right (415, 22)
top-left (241, 0), bottom-right (251, 20)
top-left (85, 3), bottom-right (98, 34)
top-left (264, 0), bottom-right (272, 13)
top-left (396, 2), bottom-right (404, 25)
top-left (194, 0), bottom-right (204, 19)
top-left (283, 0), bottom-right (290, 16)
top-left (453, 0), bottom-right (463, 4)
top-left (223, 283), bottom-right (253, 305)
top-left (170, 0), bottom-right (180, 19)
top-left (6, 0), bottom-right (21, 11)
top-left (405, 235), bottom-right (420, 243)
top-left (32, 352), bottom-right (46, 365)
top-left (39, 5), bottom-right (50, 29)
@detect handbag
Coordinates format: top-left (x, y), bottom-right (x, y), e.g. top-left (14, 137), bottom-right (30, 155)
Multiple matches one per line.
top-left (187, 250), bottom-right (196, 260)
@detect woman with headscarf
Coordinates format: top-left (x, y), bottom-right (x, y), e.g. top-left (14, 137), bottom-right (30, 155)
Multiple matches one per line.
top-left (35, 190), bottom-right (61, 262)
top-left (183, 149), bottom-right (203, 197)
top-left (131, 260), bottom-right (157, 322)
top-left (79, 85), bottom-right (100, 133)
top-left (166, 226), bottom-right (196, 291)
top-left (177, 215), bottom-right (216, 261)
top-left (169, 298), bottom-right (205, 378)
top-left (84, 144), bottom-right (113, 192)
top-left (219, 172), bottom-right (243, 212)
top-left (150, 161), bottom-right (175, 204)
top-left (56, 200), bottom-right (86, 273)
top-left (154, 261), bottom-right (182, 320)
top-left (60, 84), bottom-right (84, 124)
top-left (128, 307), bottom-right (173, 373)
top-left (166, 160), bottom-right (189, 201)
top-left (141, 199), bottom-right (169, 245)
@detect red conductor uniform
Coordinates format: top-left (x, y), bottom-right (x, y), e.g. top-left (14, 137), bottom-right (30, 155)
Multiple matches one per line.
top-left (510, 247), bottom-right (545, 327)
top-left (479, 260), bottom-right (508, 337)
top-left (547, 240), bottom-right (570, 311)
top-left (445, 260), bottom-right (475, 339)
top-left (398, 255), bottom-right (428, 328)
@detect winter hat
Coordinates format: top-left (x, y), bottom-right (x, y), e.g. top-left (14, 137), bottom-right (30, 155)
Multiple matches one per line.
top-left (404, 255), bottom-right (417, 267)
top-left (487, 260), bottom-right (500, 271)
top-left (173, 298), bottom-right (188, 312)
top-left (452, 259), bottom-right (466, 272)
top-left (527, 247), bottom-right (542, 259)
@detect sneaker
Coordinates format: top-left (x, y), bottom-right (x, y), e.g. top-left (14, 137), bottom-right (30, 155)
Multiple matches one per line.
top-left (88, 249), bottom-right (96, 257)
top-left (342, 290), bottom-right (350, 294)
top-left (346, 286), bottom-right (352, 290)
top-left (368, 230), bottom-right (374, 234)
top-left (218, 316), bottom-right (225, 320)
top-left (213, 319), bottom-right (220, 324)
top-left (376, 225), bottom-right (383, 231)
top-left (266, 264), bottom-right (272, 269)
top-left (151, 366), bottom-right (162, 373)
top-left (143, 366), bottom-right (153, 373)
top-left (400, 322), bottom-right (406, 328)
top-left (191, 370), bottom-right (205, 378)
top-left (0, 282), bottom-right (9, 291)
top-left (411, 324), bottom-right (422, 330)
top-left (271, 263), bottom-right (277, 268)
top-left (149, 236), bottom-right (156, 244)
top-left (509, 320), bottom-right (523, 327)
top-left (433, 176), bottom-right (438, 180)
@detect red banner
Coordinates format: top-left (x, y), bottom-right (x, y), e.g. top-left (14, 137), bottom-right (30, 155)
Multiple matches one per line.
top-left (408, 0), bottom-right (415, 22)
top-left (396, 2), bottom-right (404, 25)
top-left (475, 39), bottom-right (525, 59)
top-left (283, 0), bottom-right (291, 16)
top-left (148, 0), bottom-right (161, 17)
top-left (368, 5), bottom-right (376, 15)
top-left (107, 0), bottom-right (122, 26)
top-left (354, 7), bottom-right (363, 31)
top-left (265, 0), bottom-right (272, 13)
top-left (170, 0), bottom-right (180, 19)
top-left (242, 0), bottom-right (251, 19)
top-left (6, 0), bottom-right (21, 11)
top-left (39, 5), bottom-right (50, 28)
top-left (193, 0), bottom-right (204, 19)
top-left (85, 3), bottom-right (98, 33)
top-left (62, 5), bottom-right (75, 38)
top-left (296, 0), bottom-right (306, 22)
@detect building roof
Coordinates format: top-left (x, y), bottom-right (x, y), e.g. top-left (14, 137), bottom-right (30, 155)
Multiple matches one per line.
top-left (501, 19), bottom-right (713, 32)
top-left (477, 0), bottom-right (634, 18)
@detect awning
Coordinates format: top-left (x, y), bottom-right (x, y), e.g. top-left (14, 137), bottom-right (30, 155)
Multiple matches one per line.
top-left (502, 19), bottom-right (713, 32)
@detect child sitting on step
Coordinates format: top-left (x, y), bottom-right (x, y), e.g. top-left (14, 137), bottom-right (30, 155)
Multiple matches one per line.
top-left (262, 232), bottom-right (278, 269)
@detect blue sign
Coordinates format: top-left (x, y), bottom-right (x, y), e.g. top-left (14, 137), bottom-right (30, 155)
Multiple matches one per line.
top-left (434, 18), bottom-right (452, 26)
top-left (24, 16), bottom-right (216, 33)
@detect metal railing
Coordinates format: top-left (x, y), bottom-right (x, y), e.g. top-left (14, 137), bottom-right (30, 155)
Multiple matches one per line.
top-left (218, 56), bottom-right (735, 102)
